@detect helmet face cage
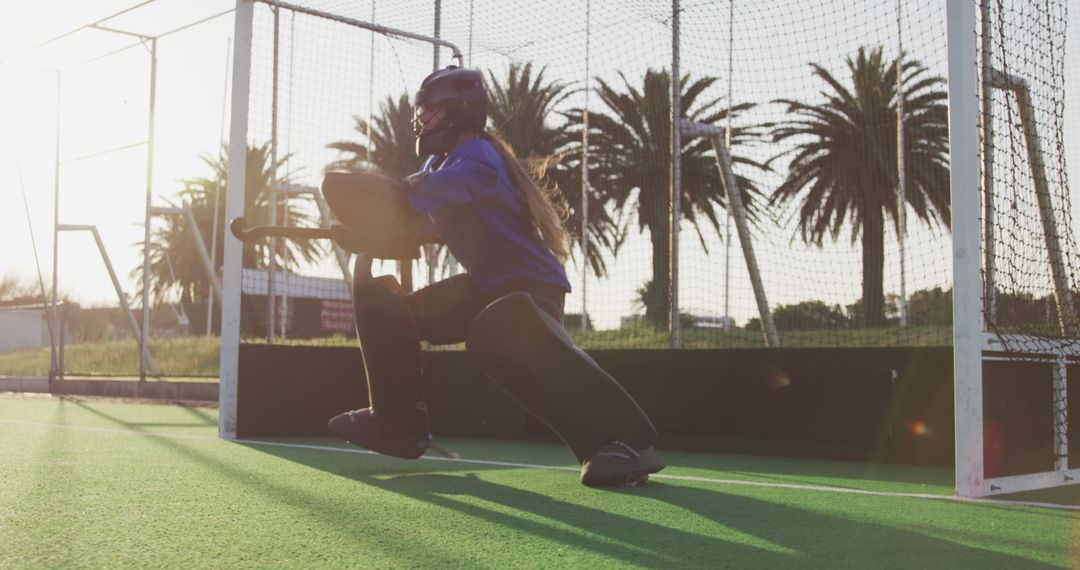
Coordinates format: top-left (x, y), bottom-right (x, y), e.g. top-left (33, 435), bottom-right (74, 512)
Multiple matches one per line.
top-left (413, 67), bottom-right (488, 156)
top-left (411, 105), bottom-right (446, 136)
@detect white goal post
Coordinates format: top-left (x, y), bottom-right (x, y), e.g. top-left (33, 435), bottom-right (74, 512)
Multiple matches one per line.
top-left (219, 0), bottom-right (462, 438)
top-left (950, 0), bottom-right (1078, 498)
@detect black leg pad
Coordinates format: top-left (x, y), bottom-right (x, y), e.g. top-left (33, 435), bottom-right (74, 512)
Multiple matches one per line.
top-left (466, 292), bottom-right (658, 462)
top-left (353, 279), bottom-right (423, 436)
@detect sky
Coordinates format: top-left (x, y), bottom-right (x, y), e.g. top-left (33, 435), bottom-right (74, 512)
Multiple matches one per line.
top-left (1, 0), bottom-right (1078, 331)
top-left (0, 0), bottom-right (235, 310)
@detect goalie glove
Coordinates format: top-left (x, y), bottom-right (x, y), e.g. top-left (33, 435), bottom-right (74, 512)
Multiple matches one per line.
top-left (401, 170), bottom-right (429, 191)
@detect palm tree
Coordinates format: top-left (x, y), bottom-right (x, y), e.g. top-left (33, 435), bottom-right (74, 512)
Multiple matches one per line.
top-left (135, 143), bottom-right (321, 307)
top-left (486, 62), bottom-right (620, 277)
top-left (487, 63), bottom-right (571, 161)
top-left (574, 68), bottom-right (768, 327)
top-left (770, 46), bottom-right (950, 327)
top-left (327, 93), bottom-right (422, 179)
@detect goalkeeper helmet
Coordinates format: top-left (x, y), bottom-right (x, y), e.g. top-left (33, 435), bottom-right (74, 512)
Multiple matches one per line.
top-left (412, 66), bottom-right (487, 157)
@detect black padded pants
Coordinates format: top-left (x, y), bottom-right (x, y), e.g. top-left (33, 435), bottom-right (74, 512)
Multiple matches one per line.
top-left (352, 274), bottom-right (563, 435)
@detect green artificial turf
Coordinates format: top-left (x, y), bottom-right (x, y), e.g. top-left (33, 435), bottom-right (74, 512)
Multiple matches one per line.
top-left (1, 394), bottom-right (1076, 569)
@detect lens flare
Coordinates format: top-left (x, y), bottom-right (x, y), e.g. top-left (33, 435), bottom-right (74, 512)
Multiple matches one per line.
top-left (760, 366), bottom-right (791, 390)
top-left (910, 420), bottom-right (930, 436)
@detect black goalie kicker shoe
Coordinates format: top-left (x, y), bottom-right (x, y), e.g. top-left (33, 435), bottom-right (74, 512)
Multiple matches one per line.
top-left (579, 441), bottom-right (665, 487)
top-left (328, 402), bottom-right (432, 460)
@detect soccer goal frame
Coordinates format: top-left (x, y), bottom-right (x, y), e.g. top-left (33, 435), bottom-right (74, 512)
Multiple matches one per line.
top-left (56, 224), bottom-right (160, 377)
top-left (219, 0), bottom-right (1074, 500)
top-left (219, 0), bottom-right (462, 439)
top-left (949, 0), bottom-right (1078, 499)
top-left (679, 119), bottom-right (780, 348)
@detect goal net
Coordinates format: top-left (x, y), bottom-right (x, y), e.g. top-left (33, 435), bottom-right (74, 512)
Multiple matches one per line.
top-left (219, 0), bottom-right (1075, 497)
top-left (952, 0), bottom-right (1078, 497)
top-left (228, 0), bottom-right (964, 347)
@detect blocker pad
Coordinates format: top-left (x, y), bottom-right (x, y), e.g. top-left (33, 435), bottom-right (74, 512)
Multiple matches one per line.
top-left (322, 172), bottom-right (424, 259)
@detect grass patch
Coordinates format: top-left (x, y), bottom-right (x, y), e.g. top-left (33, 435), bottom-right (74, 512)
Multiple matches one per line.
top-left (0, 337), bottom-right (221, 378)
top-left (0, 347), bottom-right (51, 377)
top-left (252, 325), bottom-right (952, 350)
top-left (572, 324), bottom-right (951, 349)
top-left (0, 325), bottom-right (952, 379)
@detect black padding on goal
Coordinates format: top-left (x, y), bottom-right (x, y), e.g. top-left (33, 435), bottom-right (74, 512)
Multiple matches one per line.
top-left (982, 360), bottom-right (1055, 479)
top-left (237, 344), bottom-right (368, 438)
top-left (236, 344), bottom-right (957, 465)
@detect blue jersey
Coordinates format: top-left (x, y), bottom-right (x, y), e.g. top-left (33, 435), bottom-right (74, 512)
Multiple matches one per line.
top-left (405, 138), bottom-right (572, 294)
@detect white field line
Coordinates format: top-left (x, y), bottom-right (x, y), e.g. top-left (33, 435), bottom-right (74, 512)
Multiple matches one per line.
top-left (3, 419), bottom-right (1078, 512)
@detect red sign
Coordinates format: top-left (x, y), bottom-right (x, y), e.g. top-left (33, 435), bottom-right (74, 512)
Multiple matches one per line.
top-left (320, 299), bottom-right (354, 333)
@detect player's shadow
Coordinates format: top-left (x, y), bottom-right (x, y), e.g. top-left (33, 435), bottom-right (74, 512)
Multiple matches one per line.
top-left (238, 438), bottom-right (1067, 568)
top-left (353, 471), bottom-right (759, 568)
top-left (346, 471), bottom-right (1060, 569)
top-left (632, 482), bottom-right (1063, 568)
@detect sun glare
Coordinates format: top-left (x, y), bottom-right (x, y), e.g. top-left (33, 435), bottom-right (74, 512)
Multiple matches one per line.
top-left (2, 1), bottom-right (234, 306)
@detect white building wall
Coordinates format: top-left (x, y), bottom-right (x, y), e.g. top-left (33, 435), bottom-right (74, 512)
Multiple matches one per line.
top-left (0, 309), bottom-right (48, 353)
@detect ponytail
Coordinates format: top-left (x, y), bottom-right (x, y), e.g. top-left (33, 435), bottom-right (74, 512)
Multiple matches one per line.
top-left (480, 131), bottom-right (572, 262)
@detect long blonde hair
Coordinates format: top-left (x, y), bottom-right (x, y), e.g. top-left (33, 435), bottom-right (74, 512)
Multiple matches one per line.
top-left (480, 131), bottom-right (572, 261)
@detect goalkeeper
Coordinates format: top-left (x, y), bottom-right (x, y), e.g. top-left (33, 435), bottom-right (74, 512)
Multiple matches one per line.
top-left (328, 66), bottom-right (664, 487)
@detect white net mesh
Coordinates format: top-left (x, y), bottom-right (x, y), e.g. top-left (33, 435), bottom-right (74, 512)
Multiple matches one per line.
top-left (237, 0), bottom-right (1069, 353)
top-left (980, 0), bottom-right (1076, 351)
